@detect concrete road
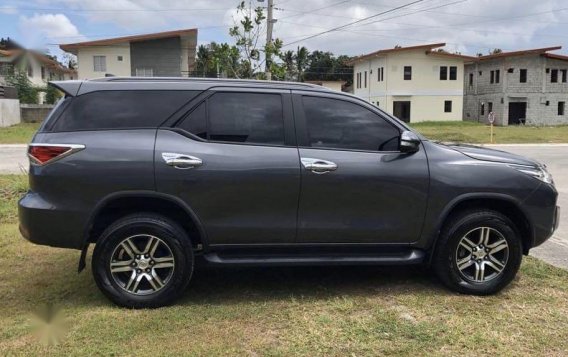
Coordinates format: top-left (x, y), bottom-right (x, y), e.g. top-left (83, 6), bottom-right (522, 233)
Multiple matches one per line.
top-left (0, 143), bottom-right (566, 268)
top-left (0, 144), bottom-right (28, 174)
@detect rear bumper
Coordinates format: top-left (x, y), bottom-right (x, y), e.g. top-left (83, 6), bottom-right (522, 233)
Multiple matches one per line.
top-left (18, 191), bottom-right (85, 250)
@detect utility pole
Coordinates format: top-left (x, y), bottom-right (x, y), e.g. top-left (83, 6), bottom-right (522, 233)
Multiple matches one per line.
top-left (265, 0), bottom-right (275, 80)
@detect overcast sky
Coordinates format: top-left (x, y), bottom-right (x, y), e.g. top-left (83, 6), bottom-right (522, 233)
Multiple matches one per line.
top-left (1, 0), bottom-right (568, 61)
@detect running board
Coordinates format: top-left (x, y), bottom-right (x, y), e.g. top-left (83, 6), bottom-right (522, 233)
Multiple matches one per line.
top-left (202, 249), bottom-right (425, 267)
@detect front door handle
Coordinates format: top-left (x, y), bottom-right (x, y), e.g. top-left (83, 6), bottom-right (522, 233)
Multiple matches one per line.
top-left (162, 152), bottom-right (203, 169)
top-left (301, 158), bottom-right (337, 174)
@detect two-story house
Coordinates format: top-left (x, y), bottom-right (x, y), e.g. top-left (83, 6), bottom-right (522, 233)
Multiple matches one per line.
top-left (347, 43), bottom-right (475, 122)
top-left (1, 48), bottom-right (77, 103)
top-left (60, 28), bottom-right (198, 79)
top-left (463, 46), bottom-right (568, 126)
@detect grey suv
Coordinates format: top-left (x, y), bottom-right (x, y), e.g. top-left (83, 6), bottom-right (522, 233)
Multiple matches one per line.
top-left (19, 78), bottom-right (559, 308)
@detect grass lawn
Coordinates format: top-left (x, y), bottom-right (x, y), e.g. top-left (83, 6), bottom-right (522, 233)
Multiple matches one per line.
top-left (1, 175), bottom-right (568, 355)
top-left (411, 121), bottom-right (568, 144)
top-left (0, 123), bottom-right (40, 144)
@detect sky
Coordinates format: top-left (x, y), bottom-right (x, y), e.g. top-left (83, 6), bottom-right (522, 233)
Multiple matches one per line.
top-left (1, 0), bottom-right (568, 64)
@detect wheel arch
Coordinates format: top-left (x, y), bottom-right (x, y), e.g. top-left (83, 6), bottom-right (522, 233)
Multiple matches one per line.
top-left (78, 191), bottom-right (208, 272)
top-left (426, 193), bottom-right (533, 264)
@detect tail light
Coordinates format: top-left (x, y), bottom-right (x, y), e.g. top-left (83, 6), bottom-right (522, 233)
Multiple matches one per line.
top-left (28, 144), bottom-right (85, 166)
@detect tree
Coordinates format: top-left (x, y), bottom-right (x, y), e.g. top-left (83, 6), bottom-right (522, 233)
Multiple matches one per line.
top-left (303, 50), bottom-right (353, 85)
top-left (295, 46), bottom-right (309, 82)
top-left (228, 1), bottom-right (283, 79)
top-left (45, 85), bottom-right (62, 104)
top-left (5, 71), bottom-right (38, 104)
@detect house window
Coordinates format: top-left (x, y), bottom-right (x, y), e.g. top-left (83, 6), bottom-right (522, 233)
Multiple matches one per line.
top-left (520, 69), bottom-right (527, 83)
top-left (440, 66), bottom-right (447, 80)
top-left (380, 67), bottom-right (384, 81)
top-left (135, 68), bottom-right (154, 77)
top-left (488, 102), bottom-right (493, 113)
top-left (444, 100), bottom-right (452, 113)
top-left (495, 70), bottom-right (500, 83)
top-left (551, 69), bottom-right (558, 83)
top-left (117, 56), bottom-right (123, 61)
top-left (449, 66), bottom-right (457, 80)
top-left (403, 66), bottom-right (412, 80)
top-left (377, 67), bottom-right (384, 82)
top-left (481, 103), bottom-right (485, 116)
top-left (364, 71), bottom-right (367, 88)
top-left (93, 56), bottom-right (107, 72)
top-left (41, 67), bottom-right (46, 79)
top-left (27, 64), bottom-right (33, 77)
top-left (490, 70), bottom-right (494, 84)
top-left (469, 73), bottom-right (473, 86)
top-left (562, 69), bottom-right (567, 83)
top-left (559, 102), bottom-right (565, 116)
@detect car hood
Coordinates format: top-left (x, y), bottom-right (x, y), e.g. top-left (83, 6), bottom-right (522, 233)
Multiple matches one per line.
top-left (443, 143), bottom-right (540, 166)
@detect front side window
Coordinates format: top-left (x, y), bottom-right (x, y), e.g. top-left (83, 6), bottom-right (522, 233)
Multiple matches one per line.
top-left (444, 100), bottom-right (452, 113)
top-left (559, 101), bottom-right (565, 116)
top-left (404, 66), bottom-right (412, 80)
top-left (302, 96), bottom-right (400, 152)
top-left (179, 92), bottom-right (285, 145)
top-left (93, 56), bottom-right (106, 72)
top-left (561, 69), bottom-right (567, 83)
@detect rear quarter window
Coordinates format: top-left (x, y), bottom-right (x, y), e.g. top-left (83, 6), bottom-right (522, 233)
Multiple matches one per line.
top-left (50, 90), bottom-right (199, 131)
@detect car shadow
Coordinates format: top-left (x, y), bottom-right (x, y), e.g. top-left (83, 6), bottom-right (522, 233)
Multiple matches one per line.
top-left (177, 264), bottom-right (451, 306)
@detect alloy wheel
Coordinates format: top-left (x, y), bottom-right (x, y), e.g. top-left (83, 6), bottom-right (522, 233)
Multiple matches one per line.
top-left (455, 227), bottom-right (509, 283)
top-left (109, 234), bottom-right (175, 295)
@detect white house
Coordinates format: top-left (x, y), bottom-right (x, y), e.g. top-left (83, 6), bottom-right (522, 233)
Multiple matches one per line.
top-left (347, 43), bottom-right (476, 123)
top-left (60, 28), bottom-right (198, 79)
top-left (0, 49), bottom-right (76, 103)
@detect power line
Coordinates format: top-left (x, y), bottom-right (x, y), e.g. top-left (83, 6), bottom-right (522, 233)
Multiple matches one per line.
top-left (0, 6), bottom-right (233, 12)
top-left (283, 0), bottom-right (426, 47)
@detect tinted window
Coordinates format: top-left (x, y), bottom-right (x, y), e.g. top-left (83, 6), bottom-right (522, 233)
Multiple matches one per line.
top-left (302, 96), bottom-right (400, 152)
top-left (206, 92), bottom-right (284, 145)
top-left (178, 102), bottom-right (207, 139)
top-left (52, 90), bottom-right (197, 131)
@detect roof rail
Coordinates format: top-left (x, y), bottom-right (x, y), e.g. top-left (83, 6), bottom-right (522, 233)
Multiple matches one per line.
top-left (88, 76), bottom-right (326, 89)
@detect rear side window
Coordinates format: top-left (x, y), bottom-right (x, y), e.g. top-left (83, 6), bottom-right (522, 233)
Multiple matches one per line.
top-left (302, 96), bottom-right (400, 152)
top-left (178, 92), bottom-right (285, 145)
top-left (51, 90), bottom-right (198, 131)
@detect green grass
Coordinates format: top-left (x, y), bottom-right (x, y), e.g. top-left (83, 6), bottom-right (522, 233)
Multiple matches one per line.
top-left (1, 175), bottom-right (568, 355)
top-left (0, 123), bottom-right (40, 144)
top-left (411, 121), bottom-right (568, 144)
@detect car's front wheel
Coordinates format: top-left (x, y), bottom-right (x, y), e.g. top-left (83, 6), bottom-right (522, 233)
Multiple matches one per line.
top-left (433, 209), bottom-right (523, 295)
top-left (92, 213), bottom-right (193, 308)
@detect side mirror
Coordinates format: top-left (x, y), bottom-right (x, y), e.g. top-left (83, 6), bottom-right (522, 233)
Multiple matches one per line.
top-left (400, 130), bottom-right (420, 153)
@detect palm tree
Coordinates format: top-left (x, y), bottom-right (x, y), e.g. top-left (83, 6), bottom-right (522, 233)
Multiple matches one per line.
top-left (294, 46), bottom-right (309, 82)
top-left (282, 50), bottom-right (295, 80)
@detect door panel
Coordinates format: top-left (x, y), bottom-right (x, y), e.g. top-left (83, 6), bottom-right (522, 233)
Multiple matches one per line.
top-left (155, 130), bottom-right (301, 245)
top-left (293, 92), bottom-right (429, 244)
top-left (297, 148), bottom-right (429, 243)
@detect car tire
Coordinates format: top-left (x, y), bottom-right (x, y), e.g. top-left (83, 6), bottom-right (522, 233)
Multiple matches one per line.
top-left (432, 209), bottom-right (523, 295)
top-left (92, 213), bottom-right (193, 308)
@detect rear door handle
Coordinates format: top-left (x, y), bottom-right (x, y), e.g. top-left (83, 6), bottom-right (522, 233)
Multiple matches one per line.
top-left (162, 152), bottom-right (203, 169)
top-left (301, 158), bottom-right (337, 174)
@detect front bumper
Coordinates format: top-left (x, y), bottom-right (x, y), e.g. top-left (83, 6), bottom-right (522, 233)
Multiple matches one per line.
top-left (18, 191), bottom-right (85, 250)
top-left (524, 182), bottom-right (559, 249)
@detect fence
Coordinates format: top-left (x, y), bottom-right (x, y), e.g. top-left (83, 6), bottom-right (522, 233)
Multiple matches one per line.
top-left (20, 104), bottom-right (54, 123)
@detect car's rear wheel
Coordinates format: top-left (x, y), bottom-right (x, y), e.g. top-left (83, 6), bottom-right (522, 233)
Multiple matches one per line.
top-left (92, 213), bottom-right (193, 308)
top-left (433, 209), bottom-right (523, 295)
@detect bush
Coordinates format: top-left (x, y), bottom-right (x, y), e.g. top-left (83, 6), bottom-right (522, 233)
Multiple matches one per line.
top-left (44, 85), bottom-right (62, 104)
top-left (5, 71), bottom-right (38, 104)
